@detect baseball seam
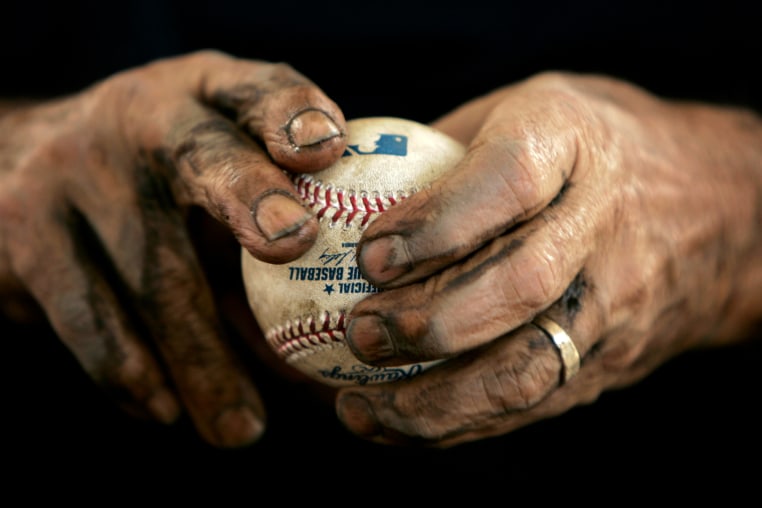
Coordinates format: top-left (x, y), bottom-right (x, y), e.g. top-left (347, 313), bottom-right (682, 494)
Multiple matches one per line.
top-left (266, 310), bottom-right (347, 360)
top-left (293, 173), bottom-right (415, 227)
top-left (271, 174), bottom-right (417, 361)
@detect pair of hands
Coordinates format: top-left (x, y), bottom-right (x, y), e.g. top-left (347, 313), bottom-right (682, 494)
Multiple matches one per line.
top-left (1, 50), bottom-right (760, 448)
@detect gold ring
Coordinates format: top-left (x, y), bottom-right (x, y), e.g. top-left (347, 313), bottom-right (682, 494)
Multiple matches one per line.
top-left (533, 315), bottom-right (580, 384)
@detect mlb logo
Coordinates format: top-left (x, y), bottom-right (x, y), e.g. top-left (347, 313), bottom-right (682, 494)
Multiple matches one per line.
top-left (342, 134), bottom-right (408, 157)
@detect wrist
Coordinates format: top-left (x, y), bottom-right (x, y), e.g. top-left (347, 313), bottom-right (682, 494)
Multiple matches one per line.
top-left (695, 105), bottom-right (762, 345)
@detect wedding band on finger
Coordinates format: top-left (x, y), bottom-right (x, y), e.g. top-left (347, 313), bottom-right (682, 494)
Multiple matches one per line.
top-left (533, 315), bottom-right (580, 384)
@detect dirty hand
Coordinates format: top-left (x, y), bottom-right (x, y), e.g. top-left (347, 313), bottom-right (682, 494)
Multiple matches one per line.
top-left (337, 72), bottom-right (762, 447)
top-left (0, 50), bottom-right (347, 448)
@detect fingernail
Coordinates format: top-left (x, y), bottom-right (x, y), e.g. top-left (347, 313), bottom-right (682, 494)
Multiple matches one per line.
top-left (252, 189), bottom-right (312, 241)
top-left (287, 109), bottom-right (340, 148)
top-left (337, 393), bottom-right (381, 438)
top-left (359, 235), bottom-right (411, 284)
top-left (214, 406), bottom-right (265, 448)
top-left (147, 388), bottom-right (181, 425)
top-left (346, 315), bottom-right (394, 363)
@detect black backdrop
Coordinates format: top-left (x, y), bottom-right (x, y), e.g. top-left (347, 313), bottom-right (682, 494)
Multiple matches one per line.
top-left (3, 0), bottom-right (761, 499)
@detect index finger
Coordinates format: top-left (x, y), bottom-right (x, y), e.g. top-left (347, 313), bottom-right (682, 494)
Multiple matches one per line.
top-left (356, 76), bottom-right (582, 288)
top-left (110, 51), bottom-right (348, 263)
top-left (195, 52), bottom-right (347, 172)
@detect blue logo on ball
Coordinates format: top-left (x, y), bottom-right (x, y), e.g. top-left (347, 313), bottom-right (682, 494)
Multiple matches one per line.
top-left (342, 134), bottom-right (408, 157)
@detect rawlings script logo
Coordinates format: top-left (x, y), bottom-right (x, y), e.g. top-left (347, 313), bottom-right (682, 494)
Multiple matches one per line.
top-left (319, 364), bottom-right (423, 385)
top-left (342, 133), bottom-right (408, 157)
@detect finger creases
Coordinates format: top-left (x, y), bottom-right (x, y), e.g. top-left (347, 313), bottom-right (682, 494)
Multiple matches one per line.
top-left (115, 205), bottom-right (267, 448)
top-left (357, 125), bottom-right (577, 289)
top-left (196, 56), bottom-right (347, 172)
top-left (154, 100), bottom-right (319, 263)
top-left (25, 193), bottom-right (267, 448)
top-left (347, 202), bottom-right (592, 365)
top-left (336, 323), bottom-right (571, 447)
top-left (338, 291), bottom-right (607, 447)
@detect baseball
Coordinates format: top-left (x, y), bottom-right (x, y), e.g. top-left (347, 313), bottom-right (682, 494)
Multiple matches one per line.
top-left (241, 117), bottom-right (466, 387)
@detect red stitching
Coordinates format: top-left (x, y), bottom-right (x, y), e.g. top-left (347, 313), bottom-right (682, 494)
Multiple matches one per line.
top-left (266, 311), bottom-right (347, 358)
top-left (292, 173), bottom-right (410, 228)
top-left (276, 173), bottom-right (419, 359)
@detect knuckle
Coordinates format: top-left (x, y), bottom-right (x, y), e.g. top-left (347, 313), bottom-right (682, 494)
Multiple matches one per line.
top-left (353, 286), bottom-right (443, 360)
top-left (394, 287), bottom-right (450, 358)
top-left (378, 345), bottom-right (559, 441)
top-left (532, 248), bottom-right (563, 303)
top-left (487, 340), bottom-right (559, 411)
top-left (525, 70), bottom-right (579, 91)
top-left (268, 61), bottom-right (300, 81)
top-left (506, 249), bottom-right (560, 314)
top-left (381, 390), bottom-right (453, 441)
top-left (50, 298), bottom-right (125, 384)
top-left (470, 131), bottom-right (547, 219)
top-left (54, 291), bottom-right (98, 340)
top-left (187, 48), bottom-right (232, 65)
top-left (90, 351), bottom-right (160, 409)
top-left (252, 63), bottom-right (311, 100)
top-left (393, 308), bottom-right (438, 358)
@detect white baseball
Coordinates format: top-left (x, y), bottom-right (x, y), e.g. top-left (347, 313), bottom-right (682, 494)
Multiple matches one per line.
top-left (241, 117), bottom-right (465, 387)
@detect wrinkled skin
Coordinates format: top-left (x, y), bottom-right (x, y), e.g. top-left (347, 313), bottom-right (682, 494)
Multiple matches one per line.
top-left (2, 52), bottom-right (761, 450)
top-left (0, 50), bottom-right (347, 448)
top-left (337, 73), bottom-right (762, 447)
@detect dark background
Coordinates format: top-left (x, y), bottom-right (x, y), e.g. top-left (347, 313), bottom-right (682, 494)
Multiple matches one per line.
top-left (2, 0), bottom-right (761, 498)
